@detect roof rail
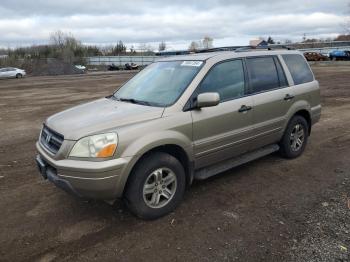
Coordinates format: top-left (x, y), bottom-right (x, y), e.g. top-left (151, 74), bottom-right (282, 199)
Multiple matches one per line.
top-left (195, 45), bottom-right (294, 54)
top-left (196, 46), bottom-right (243, 53)
top-left (235, 45), bottom-right (294, 52)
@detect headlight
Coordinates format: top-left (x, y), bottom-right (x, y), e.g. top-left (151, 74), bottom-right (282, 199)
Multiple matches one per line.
top-left (69, 133), bottom-right (118, 158)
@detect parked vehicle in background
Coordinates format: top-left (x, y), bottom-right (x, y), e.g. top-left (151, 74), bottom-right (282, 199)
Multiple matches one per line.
top-left (75, 65), bottom-right (86, 71)
top-left (124, 63), bottom-right (139, 70)
top-left (0, 67), bottom-right (26, 79)
top-left (304, 52), bottom-right (329, 61)
top-left (108, 64), bottom-right (120, 71)
top-left (329, 50), bottom-right (350, 61)
top-left (36, 49), bottom-right (321, 220)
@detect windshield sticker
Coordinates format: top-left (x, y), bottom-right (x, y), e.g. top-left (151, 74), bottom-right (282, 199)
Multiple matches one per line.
top-left (181, 61), bottom-right (203, 67)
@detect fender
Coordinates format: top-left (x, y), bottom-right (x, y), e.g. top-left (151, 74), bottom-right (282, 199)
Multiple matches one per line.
top-left (117, 130), bottom-right (194, 195)
top-left (122, 130), bottom-right (193, 160)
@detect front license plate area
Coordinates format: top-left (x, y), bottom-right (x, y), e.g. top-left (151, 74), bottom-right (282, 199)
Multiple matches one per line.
top-left (36, 155), bottom-right (47, 179)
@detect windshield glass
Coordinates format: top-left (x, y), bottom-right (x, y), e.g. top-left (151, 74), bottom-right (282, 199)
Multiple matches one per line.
top-left (114, 61), bottom-right (203, 107)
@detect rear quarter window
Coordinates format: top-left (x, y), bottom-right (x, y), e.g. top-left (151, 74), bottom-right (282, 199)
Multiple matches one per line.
top-left (282, 54), bottom-right (314, 85)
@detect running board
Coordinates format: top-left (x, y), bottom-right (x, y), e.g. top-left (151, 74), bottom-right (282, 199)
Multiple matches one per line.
top-left (194, 144), bottom-right (280, 180)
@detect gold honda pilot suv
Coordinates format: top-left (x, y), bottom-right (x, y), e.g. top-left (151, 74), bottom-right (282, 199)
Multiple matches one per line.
top-left (36, 49), bottom-right (321, 219)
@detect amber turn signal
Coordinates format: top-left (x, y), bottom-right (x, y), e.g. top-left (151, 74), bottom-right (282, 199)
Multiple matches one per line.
top-left (97, 144), bottom-right (117, 158)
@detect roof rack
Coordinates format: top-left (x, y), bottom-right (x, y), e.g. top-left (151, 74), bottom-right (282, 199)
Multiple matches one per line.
top-left (196, 46), bottom-right (244, 53)
top-left (235, 45), bottom-right (294, 52)
top-left (195, 45), bottom-right (294, 54)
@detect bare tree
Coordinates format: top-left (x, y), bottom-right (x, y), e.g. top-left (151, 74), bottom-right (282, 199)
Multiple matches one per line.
top-left (111, 41), bottom-right (127, 55)
top-left (49, 30), bottom-right (66, 47)
top-left (138, 43), bottom-right (155, 55)
top-left (202, 36), bottom-right (213, 49)
top-left (48, 30), bottom-right (85, 63)
top-left (158, 41), bottom-right (166, 51)
top-left (188, 41), bottom-right (200, 51)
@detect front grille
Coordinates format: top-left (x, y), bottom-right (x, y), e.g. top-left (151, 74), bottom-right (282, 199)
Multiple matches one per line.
top-left (40, 125), bottom-right (64, 155)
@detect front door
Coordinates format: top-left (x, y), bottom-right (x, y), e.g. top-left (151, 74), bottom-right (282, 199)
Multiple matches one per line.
top-left (190, 59), bottom-right (254, 169)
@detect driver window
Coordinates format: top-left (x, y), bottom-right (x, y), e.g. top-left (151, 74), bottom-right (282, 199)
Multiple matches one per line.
top-left (197, 59), bottom-right (245, 101)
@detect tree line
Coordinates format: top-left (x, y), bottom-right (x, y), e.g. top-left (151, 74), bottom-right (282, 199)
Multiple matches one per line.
top-left (1, 30), bottom-right (350, 63)
top-left (0, 31), bottom-right (157, 64)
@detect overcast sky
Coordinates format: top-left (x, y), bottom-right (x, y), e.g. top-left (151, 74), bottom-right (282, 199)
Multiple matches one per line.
top-left (0, 0), bottom-right (349, 50)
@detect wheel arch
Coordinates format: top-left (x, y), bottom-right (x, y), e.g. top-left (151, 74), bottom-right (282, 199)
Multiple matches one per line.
top-left (293, 109), bottom-right (312, 135)
top-left (121, 143), bottom-right (194, 197)
top-left (285, 100), bottom-right (312, 136)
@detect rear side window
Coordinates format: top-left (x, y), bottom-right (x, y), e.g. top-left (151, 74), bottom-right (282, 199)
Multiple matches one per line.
top-left (246, 56), bottom-right (282, 93)
top-left (282, 54), bottom-right (314, 85)
top-left (197, 59), bottom-right (245, 101)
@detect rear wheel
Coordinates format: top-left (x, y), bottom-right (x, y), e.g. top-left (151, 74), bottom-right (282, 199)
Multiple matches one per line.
top-left (124, 152), bottom-right (186, 220)
top-left (279, 115), bottom-right (309, 158)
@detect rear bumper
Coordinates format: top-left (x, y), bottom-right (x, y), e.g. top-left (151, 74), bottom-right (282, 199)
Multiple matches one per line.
top-left (36, 142), bottom-right (131, 200)
top-left (311, 104), bottom-right (322, 125)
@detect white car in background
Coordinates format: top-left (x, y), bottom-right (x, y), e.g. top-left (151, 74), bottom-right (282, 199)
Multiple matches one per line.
top-left (75, 65), bottom-right (86, 71)
top-left (0, 67), bottom-right (26, 79)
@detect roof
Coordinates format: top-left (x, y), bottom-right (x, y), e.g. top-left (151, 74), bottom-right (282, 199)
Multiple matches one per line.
top-left (158, 52), bottom-right (223, 61)
top-left (157, 49), bottom-right (301, 62)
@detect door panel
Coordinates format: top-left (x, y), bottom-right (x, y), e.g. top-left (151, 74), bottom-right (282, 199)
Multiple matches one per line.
top-left (251, 87), bottom-right (293, 148)
top-left (0, 69), bottom-right (7, 78)
top-left (2, 69), bottom-right (12, 78)
top-left (192, 96), bottom-right (254, 169)
top-left (245, 56), bottom-right (293, 149)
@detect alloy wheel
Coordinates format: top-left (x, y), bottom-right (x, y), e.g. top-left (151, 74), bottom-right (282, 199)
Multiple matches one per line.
top-left (290, 124), bottom-right (305, 152)
top-left (143, 167), bottom-right (177, 208)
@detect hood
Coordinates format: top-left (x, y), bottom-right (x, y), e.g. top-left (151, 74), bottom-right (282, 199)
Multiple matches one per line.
top-left (46, 98), bottom-right (164, 140)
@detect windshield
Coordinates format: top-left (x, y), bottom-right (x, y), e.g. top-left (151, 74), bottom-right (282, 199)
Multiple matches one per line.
top-left (114, 61), bottom-right (203, 107)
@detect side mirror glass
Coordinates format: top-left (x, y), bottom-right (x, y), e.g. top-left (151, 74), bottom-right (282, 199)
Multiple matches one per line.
top-left (196, 92), bottom-right (220, 108)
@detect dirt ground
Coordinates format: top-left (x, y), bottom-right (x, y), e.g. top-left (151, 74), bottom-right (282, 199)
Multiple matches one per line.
top-left (0, 66), bottom-right (349, 262)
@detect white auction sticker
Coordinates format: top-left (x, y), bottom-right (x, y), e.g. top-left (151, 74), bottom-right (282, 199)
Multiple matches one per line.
top-left (181, 61), bottom-right (203, 67)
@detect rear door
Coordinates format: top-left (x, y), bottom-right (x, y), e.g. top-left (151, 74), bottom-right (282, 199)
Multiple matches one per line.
top-left (190, 59), bottom-right (254, 169)
top-left (246, 56), bottom-right (292, 149)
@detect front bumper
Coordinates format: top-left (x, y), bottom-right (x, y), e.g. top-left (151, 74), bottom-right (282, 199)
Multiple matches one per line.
top-left (35, 142), bottom-right (130, 200)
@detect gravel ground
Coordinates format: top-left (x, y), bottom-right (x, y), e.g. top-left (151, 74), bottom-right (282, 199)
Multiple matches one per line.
top-left (0, 66), bottom-right (349, 262)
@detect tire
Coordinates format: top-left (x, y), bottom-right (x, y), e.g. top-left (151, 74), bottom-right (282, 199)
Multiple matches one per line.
top-left (279, 115), bottom-right (309, 159)
top-left (16, 73), bottom-right (22, 78)
top-left (124, 152), bottom-right (186, 220)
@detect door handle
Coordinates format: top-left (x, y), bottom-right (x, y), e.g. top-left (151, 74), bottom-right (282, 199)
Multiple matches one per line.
top-left (238, 105), bottom-right (252, 113)
top-left (284, 94), bottom-right (295, 101)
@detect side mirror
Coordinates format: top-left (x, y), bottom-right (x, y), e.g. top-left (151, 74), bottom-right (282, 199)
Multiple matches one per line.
top-left (196, 92), bottom-right (220, 108)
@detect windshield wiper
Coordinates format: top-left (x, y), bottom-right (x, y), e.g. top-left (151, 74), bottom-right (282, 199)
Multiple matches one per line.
top-left (118, 97), bottom-right (152, 106)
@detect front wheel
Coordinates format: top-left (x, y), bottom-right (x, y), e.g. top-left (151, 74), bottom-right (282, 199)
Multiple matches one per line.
top-left (279, 115), bottom-right (309, 159)
top-left (124, 152), bottom-right (186, 220)
top-left (16, 73), bottom-right (22, 78)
